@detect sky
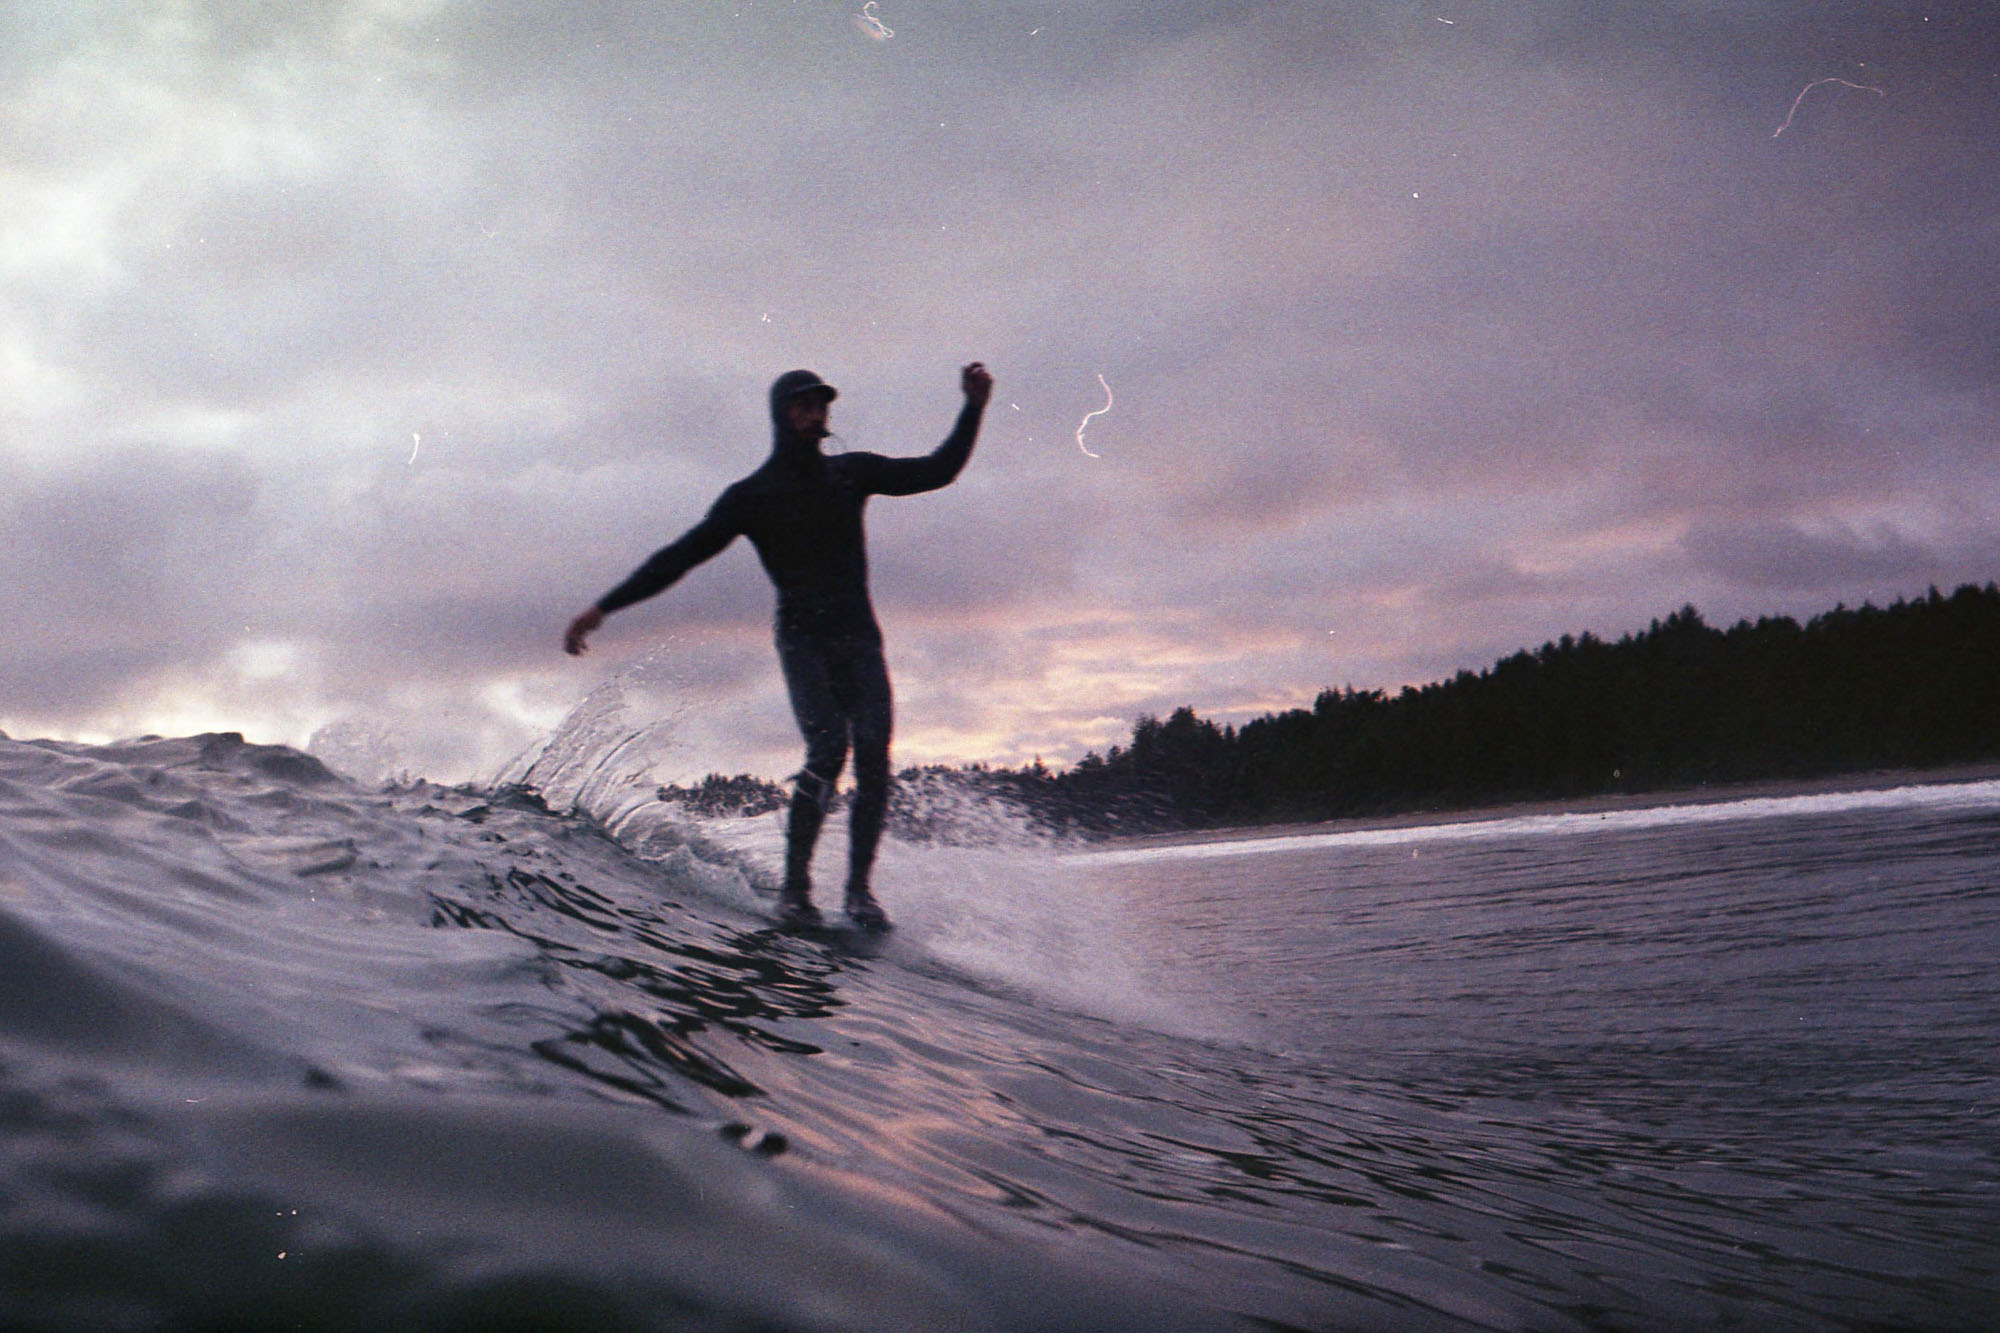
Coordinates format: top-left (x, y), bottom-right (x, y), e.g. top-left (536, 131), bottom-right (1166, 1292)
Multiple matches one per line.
top-left (4, 0), bottom-right (1998, 785)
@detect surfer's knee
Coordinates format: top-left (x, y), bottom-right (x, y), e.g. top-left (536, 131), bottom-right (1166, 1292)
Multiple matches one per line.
top-left (793, 763), bottom-right (842, 812)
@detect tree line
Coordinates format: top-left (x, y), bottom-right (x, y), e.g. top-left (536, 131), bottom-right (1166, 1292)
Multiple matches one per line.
top-left (972, 582), bottom-right (2000, 834)
top-left (664, 583), bottom-right (2000, 837)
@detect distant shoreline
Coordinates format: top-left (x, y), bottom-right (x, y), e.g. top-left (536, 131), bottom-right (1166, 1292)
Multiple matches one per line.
top-left (1107, 760), bottom-right (2000, 851)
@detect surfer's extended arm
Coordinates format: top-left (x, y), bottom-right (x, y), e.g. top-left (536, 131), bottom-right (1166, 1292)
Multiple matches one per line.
top-left (858, 362), bottom-right (992, 497)
top-left (563, 501), bottom-right (740, 655)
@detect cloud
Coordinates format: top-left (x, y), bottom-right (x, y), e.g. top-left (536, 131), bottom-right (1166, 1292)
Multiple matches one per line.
top-left (1680, 517), bottom-right (1986, 594)
top-left (4, 1), bottom-right (1999, 782)
top-left (1, 447), bottom-right (262, 709)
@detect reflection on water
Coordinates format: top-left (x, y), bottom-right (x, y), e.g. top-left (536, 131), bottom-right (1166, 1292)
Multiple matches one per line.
top-left (431, 866), bottom-right (854, 1111)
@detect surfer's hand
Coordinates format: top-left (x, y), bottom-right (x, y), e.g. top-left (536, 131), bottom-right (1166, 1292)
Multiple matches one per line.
top-left (564, 607), bottom-right (604, 656)
top-left (961, 361), bottom-right (992, 408)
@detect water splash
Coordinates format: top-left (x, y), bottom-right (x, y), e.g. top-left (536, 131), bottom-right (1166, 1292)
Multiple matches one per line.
top-left (496, 654), bottom-right (693, 833)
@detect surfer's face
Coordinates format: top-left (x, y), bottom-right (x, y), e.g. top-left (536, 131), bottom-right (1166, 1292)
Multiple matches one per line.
top-left (784, 393), bottom-right (832, 442)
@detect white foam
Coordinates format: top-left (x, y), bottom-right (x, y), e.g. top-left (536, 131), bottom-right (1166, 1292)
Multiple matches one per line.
top-left (870, 837), bottom-right (1228, 1041)
top-left (1078, 778), bottom-right (2000, 865)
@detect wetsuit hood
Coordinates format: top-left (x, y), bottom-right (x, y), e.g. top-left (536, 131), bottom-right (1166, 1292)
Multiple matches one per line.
top-left (769, 369), bottom-right (838, 424)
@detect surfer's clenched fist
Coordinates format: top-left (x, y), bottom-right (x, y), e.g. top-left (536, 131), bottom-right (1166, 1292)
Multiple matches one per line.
top-left (961, 361), bottom-right (993, 409)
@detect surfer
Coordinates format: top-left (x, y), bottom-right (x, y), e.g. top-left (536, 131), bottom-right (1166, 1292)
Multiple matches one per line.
top-left (564, 362), bottom-right (994, 931)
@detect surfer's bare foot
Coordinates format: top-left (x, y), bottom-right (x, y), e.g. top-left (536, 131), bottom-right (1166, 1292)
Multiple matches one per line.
top-left (844, 889), bottom-right (891, 932)
top-left (777, 888), bottom-right (822, 929)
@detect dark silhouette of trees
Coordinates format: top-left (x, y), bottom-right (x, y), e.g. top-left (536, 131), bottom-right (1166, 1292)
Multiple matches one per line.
top-left (656, 773), bottom-right (788, 817)
top-left (984, 583), bottom-right (2000, 834)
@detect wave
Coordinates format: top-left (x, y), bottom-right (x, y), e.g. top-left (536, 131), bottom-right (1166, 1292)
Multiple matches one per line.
top-left (10, 726), bottom-right (1991, 1329)
top-left (0, 730), bottom-right (1245, 1330)
top-left (1081, 775), bottom-right (2000, 865)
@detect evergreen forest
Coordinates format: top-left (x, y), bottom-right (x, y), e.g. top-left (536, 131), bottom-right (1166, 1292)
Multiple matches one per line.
top-left (944, 582), bottom-right (2000, 834)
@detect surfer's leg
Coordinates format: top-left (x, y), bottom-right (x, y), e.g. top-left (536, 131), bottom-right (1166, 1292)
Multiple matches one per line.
top-left (778, 634), bottom-right (849, 909)
top-left (840, 643), bottom-right (894, 924)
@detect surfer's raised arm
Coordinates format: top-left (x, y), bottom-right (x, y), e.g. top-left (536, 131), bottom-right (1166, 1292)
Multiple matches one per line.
top-left (563, 501), bottom-right (740, 656)
top-left (851, 361), bottom-right (993, 498)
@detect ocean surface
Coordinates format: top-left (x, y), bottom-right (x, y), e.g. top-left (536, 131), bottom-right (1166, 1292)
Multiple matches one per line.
top-left (1, 722), bottom-right (1996, 1330)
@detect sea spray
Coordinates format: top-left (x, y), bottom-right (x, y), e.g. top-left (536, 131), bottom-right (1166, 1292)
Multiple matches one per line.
top-left (491, 648), bottom-right (738, 853)
top-left (306, 715), bottom-right (406, 787)
top-left (500, 686), bottom-right (1206, 1033)
top-left (498, 674), bottom-right (679, 822)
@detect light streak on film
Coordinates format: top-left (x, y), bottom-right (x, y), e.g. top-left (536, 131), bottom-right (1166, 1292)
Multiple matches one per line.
top-left (408, 432), bottom-right (420, 465)
top-left (854, 2), bottom-right (893, 40)
top-left (1772, 77), bottom-right (1884, 137)
top-left (1075, 374), bottom-right (1112, 459)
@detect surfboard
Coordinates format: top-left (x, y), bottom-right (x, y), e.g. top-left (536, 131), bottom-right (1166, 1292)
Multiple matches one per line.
top-left (765, 910), bottom-right (894, 955)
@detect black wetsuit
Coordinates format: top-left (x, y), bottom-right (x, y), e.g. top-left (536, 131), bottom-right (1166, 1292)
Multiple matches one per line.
top-left (594, 373), bottom-right (983, 899)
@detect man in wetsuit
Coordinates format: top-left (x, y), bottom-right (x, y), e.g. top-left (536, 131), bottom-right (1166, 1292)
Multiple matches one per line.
top-left (564, 362), bottom-right (993, 931)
